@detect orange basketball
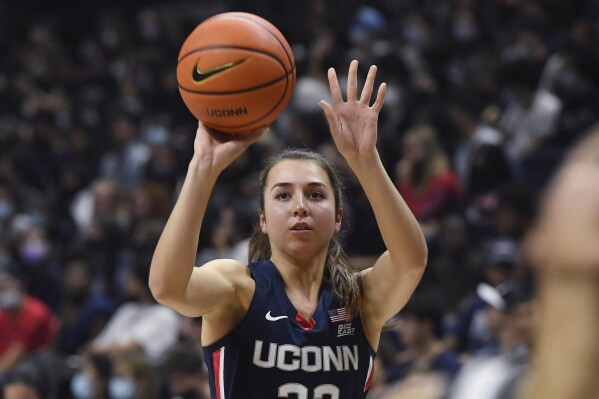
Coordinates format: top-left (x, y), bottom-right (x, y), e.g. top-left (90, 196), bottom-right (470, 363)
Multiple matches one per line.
top-left (177, 12), bottom-right (296, 134)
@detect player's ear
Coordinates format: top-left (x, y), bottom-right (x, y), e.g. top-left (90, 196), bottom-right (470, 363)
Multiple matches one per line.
top-left (260, 212), bottom-right (268, 234)
top-left (335, 208), bottom-right (343, 233)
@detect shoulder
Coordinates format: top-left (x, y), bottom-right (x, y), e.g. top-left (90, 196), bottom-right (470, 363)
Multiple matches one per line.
top-left (201, 258), bottom-right (250, 275)
top-left (22, 296), bottom-right (53, 319)
top-left (197, 258), bottom-right (253, 287)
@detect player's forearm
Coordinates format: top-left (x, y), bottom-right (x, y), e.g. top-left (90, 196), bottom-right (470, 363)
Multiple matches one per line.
top-left (149, 156), bottom-right (220, 302)
top-left (347, 153), bottom-right (427, 270)
top-left (524, 272), bottom-right (599, 399)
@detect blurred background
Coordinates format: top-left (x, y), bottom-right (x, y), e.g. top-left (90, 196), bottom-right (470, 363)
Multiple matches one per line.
top-left (0, 0), bottom-right (598, 398)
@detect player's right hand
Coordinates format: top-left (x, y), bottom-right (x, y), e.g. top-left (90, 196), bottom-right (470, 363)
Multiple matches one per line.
top-left (192, 121), bottom-right (268, 173)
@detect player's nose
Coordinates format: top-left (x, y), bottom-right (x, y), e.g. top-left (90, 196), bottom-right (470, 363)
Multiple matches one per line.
top-left (292, 196), bottom-right (308, 217)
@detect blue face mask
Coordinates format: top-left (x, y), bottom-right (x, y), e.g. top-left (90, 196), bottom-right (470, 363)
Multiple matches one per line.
top-left (0, 201), bottom-right (13, 221)
top-left (109, 376), bottom-right (135, 399)
top-left (0, 288), bottom-right (21, 309)
top-left (71, 372), bottom-right (94, 399)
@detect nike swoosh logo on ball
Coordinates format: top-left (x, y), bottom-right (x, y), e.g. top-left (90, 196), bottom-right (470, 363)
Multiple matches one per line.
top-left (265, 311), bottom-right (288, 321)
top-left (192, 58), bottom-right (248, 83)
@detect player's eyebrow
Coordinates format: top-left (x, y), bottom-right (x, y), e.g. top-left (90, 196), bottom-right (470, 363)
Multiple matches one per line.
top-left (270, 182), bottom-right (328, 191)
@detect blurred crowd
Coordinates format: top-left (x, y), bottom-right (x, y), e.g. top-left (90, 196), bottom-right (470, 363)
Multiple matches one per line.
top-left (1, 0), bottom-right (598, 398)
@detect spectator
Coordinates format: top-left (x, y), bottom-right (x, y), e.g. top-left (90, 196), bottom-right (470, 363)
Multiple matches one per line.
top-left (90, 255), bottom-right (180, 366)
top-left (387, 289), bottom-right (461, 385)
top-left (127, 181), bottom-right (171, 252)
top-left (395, 125), bottom-right (462, 236)
top-left (70, 178), bottom-right (128, 295)
top-left (3, 361), bottom-right (50, 399)
top-left (448, 284), bottom-right (534, 399)
top-left (15, 225), bottom-right (61, 311)
top-left (162, 342), bottom-right (209, 399)
top-left (70, 352), bottom-right (112, 399)
top-left (196, 206), bottom-right (251, 265)
top-left (0, 257), bottom-right (58, 375)
top-left (57, 255), bottom-right (114, 355)
top-left (425, 214), bottom-right (483, 313)
top-left (98, 113), bottom-right (151, 187)
top-left (494, 185), bottom-right (536, 241)
top-left (111, 349), bottom-right (161, 399)
top-left (445, 238), bottom-right (520, 354)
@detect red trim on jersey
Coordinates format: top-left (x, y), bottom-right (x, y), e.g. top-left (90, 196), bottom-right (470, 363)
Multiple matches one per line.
top-left (364, 356), bottom-right (375, 392)
top-left (295, 312), bottom-right (316, 330)
top-left (212, 348), bottom-right (223, 399)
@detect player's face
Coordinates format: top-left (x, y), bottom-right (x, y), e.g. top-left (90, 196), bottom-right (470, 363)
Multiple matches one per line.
top-left (261, 160), bottom-right (341, 258)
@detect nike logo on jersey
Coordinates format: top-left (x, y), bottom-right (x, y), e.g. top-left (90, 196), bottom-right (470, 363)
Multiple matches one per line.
top-left (191, 58), bottom-right (248, 83)
top-left (265, 311), bottom-right (288, 321)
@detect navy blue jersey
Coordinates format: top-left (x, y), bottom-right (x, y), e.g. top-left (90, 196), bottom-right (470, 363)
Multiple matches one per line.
top-left (203, 260), bottom-right (376, 399)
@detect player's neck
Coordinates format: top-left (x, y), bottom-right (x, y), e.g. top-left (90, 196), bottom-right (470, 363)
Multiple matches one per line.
top-left (270, 252), bottom-right (326, 296)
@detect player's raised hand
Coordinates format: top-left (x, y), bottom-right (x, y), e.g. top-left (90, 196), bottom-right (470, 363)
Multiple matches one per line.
top-left (193, 121), bottom-right (268, 173)
top-left (319, 60), bottom-right (386, 162)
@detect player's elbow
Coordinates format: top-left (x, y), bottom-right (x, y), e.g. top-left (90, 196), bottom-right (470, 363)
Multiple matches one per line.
top-left (148, 269), bottom-right (174, 305)
top-left (416, 244), bottom-right (428, 271)
top-left (410, 237), bottom-right (428, 271)
top-left (393, 242), bottom-right (428, 273)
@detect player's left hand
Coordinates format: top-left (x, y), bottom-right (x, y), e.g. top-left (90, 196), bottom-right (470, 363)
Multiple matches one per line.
top-left (319, 60), bottom-right (386, 162)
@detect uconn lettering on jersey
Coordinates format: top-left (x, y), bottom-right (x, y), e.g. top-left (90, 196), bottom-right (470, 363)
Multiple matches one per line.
top-left (252, 341), bottom-right (359, 372)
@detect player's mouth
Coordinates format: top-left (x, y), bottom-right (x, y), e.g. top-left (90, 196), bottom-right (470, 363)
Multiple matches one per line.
top-left (290, 222), bottom-right (312, 232)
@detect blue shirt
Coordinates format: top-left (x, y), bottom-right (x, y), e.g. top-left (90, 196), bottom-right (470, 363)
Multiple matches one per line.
top-left (203, 260), bottom-right (376, 399)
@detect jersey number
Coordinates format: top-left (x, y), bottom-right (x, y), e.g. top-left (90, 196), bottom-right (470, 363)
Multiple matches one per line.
top-left (278, 383), bottom-right (339, 399)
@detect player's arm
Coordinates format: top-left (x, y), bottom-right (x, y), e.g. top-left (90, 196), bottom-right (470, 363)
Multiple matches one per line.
top-left (349, 157), bottom-right (427, 326)
top-left (522, 130), bottom-right (599, 399)
top-left (149, 122), bottom-right (264, 317)
top-left (319, 60), bottom-right (427, 328)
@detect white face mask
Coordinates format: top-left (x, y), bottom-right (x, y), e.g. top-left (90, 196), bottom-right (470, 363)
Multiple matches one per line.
top-left (0, 288), bottom-right (21, 309)
top-left (70, 372), bottom-right (94, 399)
top-left (108, 376), bottom-right (135, 399)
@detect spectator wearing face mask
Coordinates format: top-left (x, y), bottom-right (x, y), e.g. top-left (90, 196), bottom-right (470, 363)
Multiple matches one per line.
top-left (70, 352), bottom-right (112, 399)
top-left (0, 256), bottom-right (59, 377)
top-left (15, 225), bottom-right (62, 311)
top-left (110, 350), bottom-right (161, 399)
top-left (3, 361), bottom-right (50, 399)
top-left (162, 342), bottom-right (210, 399)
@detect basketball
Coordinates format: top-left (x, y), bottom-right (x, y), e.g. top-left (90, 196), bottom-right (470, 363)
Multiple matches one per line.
top-left (177, 12), bottom-right (296, 135)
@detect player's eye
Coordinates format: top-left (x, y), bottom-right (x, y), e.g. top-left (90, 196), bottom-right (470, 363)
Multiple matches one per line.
top-left (274, 192), bottom-right (290, 200)
top-left (309, 191), bottom-right (325, 200)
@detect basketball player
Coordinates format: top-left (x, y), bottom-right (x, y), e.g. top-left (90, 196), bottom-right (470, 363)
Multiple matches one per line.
top-left (520, 124), bottom-right (599, 399)
top-left (149, 60), bottom-right (427, 398)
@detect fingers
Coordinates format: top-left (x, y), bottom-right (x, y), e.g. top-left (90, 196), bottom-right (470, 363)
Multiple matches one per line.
top-left (372, 83), bottom-right (387, 112)
top-left (347, 59), bottom-right (359, 102)
top-left (327, 67), bottom-right (343, 104)
top-left (318, 100), bottom-right (336, 129)
top-left (328, 60), bottom-right (386, 109)
top-left (359, 65), bottom-right (377, 104)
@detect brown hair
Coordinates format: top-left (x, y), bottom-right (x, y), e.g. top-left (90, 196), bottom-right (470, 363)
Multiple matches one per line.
top-left (404, 125), bottom-right (450, 196)
top-left (248, 148), bottom-right (361, 320)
